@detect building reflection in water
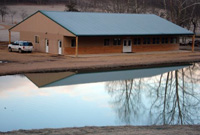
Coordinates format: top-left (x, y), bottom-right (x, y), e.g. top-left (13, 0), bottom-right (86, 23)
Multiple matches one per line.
top-left (106, 63), bottom-right (200, 125)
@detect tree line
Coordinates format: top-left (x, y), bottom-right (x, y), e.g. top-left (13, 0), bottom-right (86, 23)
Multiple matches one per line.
top-left (1, 0), bottom-right (200, 33)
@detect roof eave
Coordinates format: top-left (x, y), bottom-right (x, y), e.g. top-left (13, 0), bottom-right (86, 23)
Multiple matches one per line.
top-left (77, 33), bottom-right (194, 37)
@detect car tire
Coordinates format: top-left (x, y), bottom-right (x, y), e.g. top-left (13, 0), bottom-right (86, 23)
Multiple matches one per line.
top-left (8, 47), bottom-right (12, 52)
top-left (19, 49), bottom-right (22, 53)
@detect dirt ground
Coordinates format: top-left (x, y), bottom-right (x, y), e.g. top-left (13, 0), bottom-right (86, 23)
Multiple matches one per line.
top-left (1, 125), bottom-right (200, 135)
top-left (0, 44), bottom-right (200, 76)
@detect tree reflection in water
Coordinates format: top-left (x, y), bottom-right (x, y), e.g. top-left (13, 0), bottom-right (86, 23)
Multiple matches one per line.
top-left (106, 64), bottom-right (200, 125)
top-left (106, 79), bottom-right (145, 124)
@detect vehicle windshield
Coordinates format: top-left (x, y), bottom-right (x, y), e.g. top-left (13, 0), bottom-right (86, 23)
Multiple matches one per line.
top-left (23, 42), bottom-right (33, 46)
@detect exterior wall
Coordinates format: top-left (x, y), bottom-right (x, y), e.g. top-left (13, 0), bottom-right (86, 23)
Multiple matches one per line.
top-left (64, 36), bottom-right (179, 55)
top-left (11, 12), bottom-right (75, 37)
top-left (64, 36), bottom-right (123, 55)
top-left (132, 44), bottom-right (179, 52)
top-left (132, 36), bottom-right (179, 52)
top-left (20, 31), bottom-right (63, 54)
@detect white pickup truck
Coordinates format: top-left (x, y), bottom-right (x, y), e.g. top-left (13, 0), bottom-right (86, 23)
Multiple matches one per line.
top-left (8, 41), bottom-right (33, 53)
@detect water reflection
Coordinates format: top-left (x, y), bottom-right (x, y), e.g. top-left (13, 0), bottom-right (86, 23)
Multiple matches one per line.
top-left (0, 64), bottom-right (200, 132)
top-left (106, 63), bottom-right (200, 125)
top-left (106, 79), bottom-right (145, 124)
top-left (25, 66), bottom-right (186, 88)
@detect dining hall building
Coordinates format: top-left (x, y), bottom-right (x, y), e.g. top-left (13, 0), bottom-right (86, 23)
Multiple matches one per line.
top-left (9, 10), bottom-right (194, 56)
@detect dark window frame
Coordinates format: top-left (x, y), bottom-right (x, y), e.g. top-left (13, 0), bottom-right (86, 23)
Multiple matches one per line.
top-left (143, 37), bottom-right (147, 44)
top-left (104, 39), bottom-right (110, 46)
top-left (113, 38), bottom-right (121, 46)
top-left (71, 39), bottom-right (76, 48)
top-left (134, 38), bottom-right (141, 45)
top-left (165, 37), bottom-right (168, 44)
top-left (35, 36), bottom-right (39, 44)
top-left (152, 38), bottom-right (156, 44)
top-left (147, 37), bottom-right (151, 44)
top-left (156, 37), bottom-right (160, 44)
top-left (161, 37), bottom-right (165, 44)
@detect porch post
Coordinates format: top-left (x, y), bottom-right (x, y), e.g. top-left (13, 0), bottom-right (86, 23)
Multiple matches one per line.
top-left (9, 30), bottom-right (11, 44)
top-left (192, 35), bottom-right (195, 52)
top-left (75, 36), bottom-right (79, 57)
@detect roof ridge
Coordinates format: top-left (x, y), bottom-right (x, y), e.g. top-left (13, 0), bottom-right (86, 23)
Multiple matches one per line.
top-left (40, 10), bottom-right (154, 15)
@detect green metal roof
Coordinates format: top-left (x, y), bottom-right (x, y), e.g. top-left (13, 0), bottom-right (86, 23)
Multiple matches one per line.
top-left (11, 10), bottom-right (194, 36)
top-left (40, 10), bottom-right (193, 36)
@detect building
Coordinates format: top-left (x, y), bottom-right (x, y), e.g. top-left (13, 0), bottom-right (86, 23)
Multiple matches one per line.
top-left (9, 10), bottom-right (194, 56)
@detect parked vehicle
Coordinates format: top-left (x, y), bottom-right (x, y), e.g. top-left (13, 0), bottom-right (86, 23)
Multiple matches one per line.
top-left (188, 40), bottom-right (200, 46)
top-left (8, 41), bottom-right (33, 53)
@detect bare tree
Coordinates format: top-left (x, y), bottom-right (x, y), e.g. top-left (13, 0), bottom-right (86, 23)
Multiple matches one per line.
top-left (20, 9), bottom-right (28, 20)
top-left (0, 5), bottom-right (8, 22)
top-left (9, 10), bottom-right (17, 24)
top-left (64, 1), bottom-right (79, 12)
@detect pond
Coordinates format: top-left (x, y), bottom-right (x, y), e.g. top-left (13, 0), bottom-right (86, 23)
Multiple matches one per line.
top-left (0, 64), bottom-right (200, 132)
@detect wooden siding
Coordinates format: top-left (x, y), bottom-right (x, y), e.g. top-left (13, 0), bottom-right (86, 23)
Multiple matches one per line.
top-left (20, 33), bottom-right (179, 55)
top-left (132, 44), bottom-right (179, 52)
top-left (64, 36), bottom-right (122, 55)
top-left (64, 36), bottom-right (179, 55)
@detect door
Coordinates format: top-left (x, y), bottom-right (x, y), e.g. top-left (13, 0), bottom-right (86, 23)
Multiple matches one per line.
top-left (13, 41), bottom-right (19, 51)
top-left (45, 39), bottom-right (49, 53)
top-left (123, 39), bottom-right (132, 53)
top-left (58, 40), bottom-right (62, 55)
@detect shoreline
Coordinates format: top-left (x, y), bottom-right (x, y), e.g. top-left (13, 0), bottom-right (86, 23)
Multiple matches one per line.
top-left (0, 60), bottom-right (197, 76)
top-left (1, 125), bottom-right (200, 135)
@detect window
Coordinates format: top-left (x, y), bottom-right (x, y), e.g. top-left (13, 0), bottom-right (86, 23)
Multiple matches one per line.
top-left (13, 41), bottom-right (19, 45)
top-left (147, 38), bottom-right (151, 44)
top-left (23, 42), bottom-right (33, 46)
top-left (134, 38), bottom-right (141, 45)
top-left (46, 39), bottom-right (49, 46)
top-left (123, 40), bottom-right (127, 46)
top-left (162, 37), bottom-right (165, 44)
top-left (162, 37), bottom-right (168, 44)
top-left (170, 37), bottom-right (177, 44)
top-left (152, 38), bottom-right (156, 44)
top-left (113, 38), bottom-right (121, 45)
top-left (156, 37), bottom-right (160, 44)
top-left (71, 39), bottom-right (76, 47)
top-left (35, 36), bottom-right (39, 43)
top-left (143, 38), bottom-right (147, 44)
top-left (173, 38), bottom-right (177, 43)
top-left (170, 37), bottom-right (173, 44)
top-left (165, 37), bottom-right (168, 44)
top-left (128, 40), bottom-right (131, 46)
top-left (143, 37), bottom-right (151, 44)
top-left (104, 39), bottom-right (110, 46)
top-left (58, 40), bottom-right (62, 47)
